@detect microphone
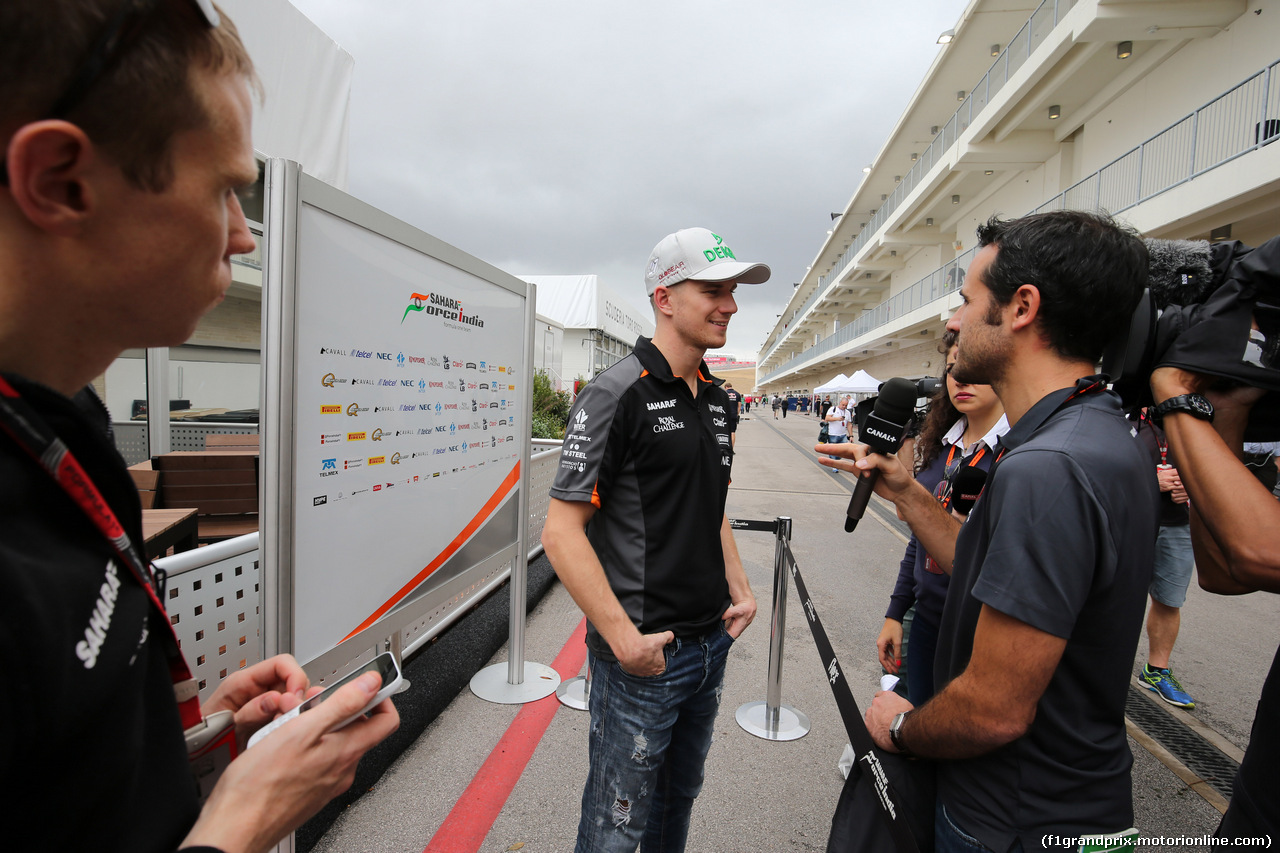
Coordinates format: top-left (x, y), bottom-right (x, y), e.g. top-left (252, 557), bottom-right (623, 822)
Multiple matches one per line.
top-left (949, 465), bottom-right (988, 516)
top-left (845, 377), bottom-right (917, 532)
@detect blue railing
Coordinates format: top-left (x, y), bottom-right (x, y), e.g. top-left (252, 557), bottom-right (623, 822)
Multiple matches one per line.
top-left (761, 0), bottom-right (1079, 365)
top-left (759, 58), bottom-right (1280, 386)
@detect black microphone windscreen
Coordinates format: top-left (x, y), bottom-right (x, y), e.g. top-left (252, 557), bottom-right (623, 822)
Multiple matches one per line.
top-left (950, 465), bottom-right (988, 515)
top-left (1144, 238), bottom-right (1214, 309)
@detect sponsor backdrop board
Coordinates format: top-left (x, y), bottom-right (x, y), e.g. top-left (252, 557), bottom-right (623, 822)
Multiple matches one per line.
top-left (265, 162), bottom-right (530, 665)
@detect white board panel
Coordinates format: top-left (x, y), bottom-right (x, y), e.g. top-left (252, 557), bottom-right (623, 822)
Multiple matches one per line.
top-left (290, 201), bottom-right (526, 662)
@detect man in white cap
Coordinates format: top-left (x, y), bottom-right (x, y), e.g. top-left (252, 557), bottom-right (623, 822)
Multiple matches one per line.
top-left (543, 228), bottom-right (767, 852)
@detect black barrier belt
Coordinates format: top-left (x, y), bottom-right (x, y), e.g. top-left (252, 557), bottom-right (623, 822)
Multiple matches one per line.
top-left (781, 538), bottom-right (921, 853)
top-left (727, 517), bottom-right (778, 533)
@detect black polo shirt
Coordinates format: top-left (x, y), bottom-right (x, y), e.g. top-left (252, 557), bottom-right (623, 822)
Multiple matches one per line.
top-left (550, 337), bottom-right (733, 660)
top-left (934, 381), bottom-right (1158, 850)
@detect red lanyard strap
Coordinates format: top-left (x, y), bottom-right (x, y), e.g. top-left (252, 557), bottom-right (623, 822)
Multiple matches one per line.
top-left (0, 376), bottom-right (202, 727)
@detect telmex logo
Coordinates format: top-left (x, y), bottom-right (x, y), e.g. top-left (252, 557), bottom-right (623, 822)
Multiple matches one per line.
top-left (321, 405), bottom-right (342, 414)
top-left (347, 431), bottom-right (366, 441)
top-left (390, 453), bottom-right (402, 465)
top-left (321, 458), bottom-right (337, 470)
top-left (372, 429), bottom-right (384, 441)
top-left (369, 456), bottom-right (386, 465)
top-left (321, 373), bottom-right (336, 387)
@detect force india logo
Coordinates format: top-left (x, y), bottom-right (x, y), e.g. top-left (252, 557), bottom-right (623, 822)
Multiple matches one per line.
top-left (402, 291), bottom-right (485, 328)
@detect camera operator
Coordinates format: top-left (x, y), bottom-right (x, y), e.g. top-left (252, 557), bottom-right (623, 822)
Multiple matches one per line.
top-left (822, 211), bottom-right (1157, 851)
top-left (0, 3), bottom-right (397, 851)
top-left (1150, 365), bottom-right (1279, 840)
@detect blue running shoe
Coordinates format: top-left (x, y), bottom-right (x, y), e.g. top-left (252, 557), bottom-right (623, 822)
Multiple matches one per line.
top-left (1140, 665), bottom-right (1196, 709)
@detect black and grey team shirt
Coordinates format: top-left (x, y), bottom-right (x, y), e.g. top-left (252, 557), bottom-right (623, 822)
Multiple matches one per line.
top-left (550, 336), bottom-right (733, 661)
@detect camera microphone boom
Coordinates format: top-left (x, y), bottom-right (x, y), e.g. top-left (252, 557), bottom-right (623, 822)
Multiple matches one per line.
top-left (845, 377), bottom-right (917, 533)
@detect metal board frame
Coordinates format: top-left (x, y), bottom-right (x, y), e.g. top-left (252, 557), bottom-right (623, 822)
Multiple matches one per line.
top-left (260, 159), bottom-right (534, 673)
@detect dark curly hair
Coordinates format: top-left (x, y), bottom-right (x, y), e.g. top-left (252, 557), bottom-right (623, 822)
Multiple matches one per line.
top-left (915, 330), bottom-right (962, 473)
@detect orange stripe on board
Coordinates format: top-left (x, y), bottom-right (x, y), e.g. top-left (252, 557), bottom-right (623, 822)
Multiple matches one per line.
top-left (340, 461), bottom-right (521, 643)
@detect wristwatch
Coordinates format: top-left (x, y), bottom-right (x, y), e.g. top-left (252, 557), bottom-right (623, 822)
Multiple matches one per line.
top-left (1152, 393), bottom-right (1214, 424)
top-left (889, 711), bottom-right (914, 757)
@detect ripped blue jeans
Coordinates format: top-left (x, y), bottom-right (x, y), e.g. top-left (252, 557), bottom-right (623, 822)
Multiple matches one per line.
top-left (575, 624), bottom-right (733, 853)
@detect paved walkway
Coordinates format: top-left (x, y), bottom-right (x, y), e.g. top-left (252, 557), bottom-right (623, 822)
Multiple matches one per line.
top-left (313, 407), bottom-right (1278, 853)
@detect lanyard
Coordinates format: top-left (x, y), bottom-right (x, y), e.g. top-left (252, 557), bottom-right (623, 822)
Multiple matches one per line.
top-left (992, 376), bottom-right (1108, 466)
top-left (0, 376), bottom-right (203, 729)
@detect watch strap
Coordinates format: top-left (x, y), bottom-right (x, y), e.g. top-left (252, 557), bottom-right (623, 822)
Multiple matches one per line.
top-left (889, 711), bottom-right (914, 757)
top-left (1153, 393), bottom-right (1213, 424)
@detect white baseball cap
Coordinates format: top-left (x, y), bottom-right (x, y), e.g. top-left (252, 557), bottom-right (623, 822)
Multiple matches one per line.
top-left (644, 227), bottom-right (771, 295)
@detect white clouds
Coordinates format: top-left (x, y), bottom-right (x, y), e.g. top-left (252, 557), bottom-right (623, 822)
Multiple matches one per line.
top-left (286, 0), bottom-right (960, 355)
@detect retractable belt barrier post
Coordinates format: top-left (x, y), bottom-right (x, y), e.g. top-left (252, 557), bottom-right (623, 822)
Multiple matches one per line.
top-left (733, 516), bottom-right (811, 741)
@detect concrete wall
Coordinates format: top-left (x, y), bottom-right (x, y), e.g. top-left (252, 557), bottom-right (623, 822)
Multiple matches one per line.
top-left (1077, 8), bottom-right (1279, 182)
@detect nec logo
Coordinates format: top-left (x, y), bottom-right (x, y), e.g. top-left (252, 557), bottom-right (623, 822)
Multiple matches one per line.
top-left (400, 380), bottom-right (414, 387)
top-left (375, 352), bottom-right (393, 361)
top-left (647, 399), bottom-right (676, 411)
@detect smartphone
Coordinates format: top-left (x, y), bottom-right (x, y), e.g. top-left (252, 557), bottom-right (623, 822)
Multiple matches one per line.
top-left (246, 651), bottom-right (403, 749)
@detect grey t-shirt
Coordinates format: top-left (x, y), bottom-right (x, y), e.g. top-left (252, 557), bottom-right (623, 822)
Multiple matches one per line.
top-left (935, 384), bottom-right (1159, 850)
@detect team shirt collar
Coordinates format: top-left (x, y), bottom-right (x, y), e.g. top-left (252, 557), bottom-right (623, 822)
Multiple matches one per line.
top-left (632, 336), bottom-right (721, 388)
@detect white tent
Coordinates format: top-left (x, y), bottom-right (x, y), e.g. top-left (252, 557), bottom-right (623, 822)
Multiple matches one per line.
top-left (813, 373), bottom-right (850, 394)
top-left (837, 369), bottom-right (882, 394)
top-left (222, 0), bottom-right (355, 189)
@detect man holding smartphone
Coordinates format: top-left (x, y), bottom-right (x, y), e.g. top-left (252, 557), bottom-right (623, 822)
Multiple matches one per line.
top-left (0, 3), bottom-right (397, 851)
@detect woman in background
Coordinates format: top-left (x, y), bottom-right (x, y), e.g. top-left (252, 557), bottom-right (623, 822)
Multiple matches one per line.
top-left (876, 332), bottom-right (1007, 704)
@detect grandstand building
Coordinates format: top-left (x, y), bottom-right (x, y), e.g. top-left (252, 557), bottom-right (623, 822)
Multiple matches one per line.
top-left (756, 0), bottom-right (1279, 391)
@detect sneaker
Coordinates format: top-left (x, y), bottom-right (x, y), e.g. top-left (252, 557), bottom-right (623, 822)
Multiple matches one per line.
top-left (1139, 665), bottom-right (1196, 709)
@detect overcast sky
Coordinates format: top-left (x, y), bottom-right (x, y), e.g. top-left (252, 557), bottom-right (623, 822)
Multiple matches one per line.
top-left (287, 0), bottom-right (962, 360)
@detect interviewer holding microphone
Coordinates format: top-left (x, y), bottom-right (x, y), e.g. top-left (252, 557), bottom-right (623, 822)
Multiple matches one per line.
top-left (818, 211), bottom-right (1156, 852)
